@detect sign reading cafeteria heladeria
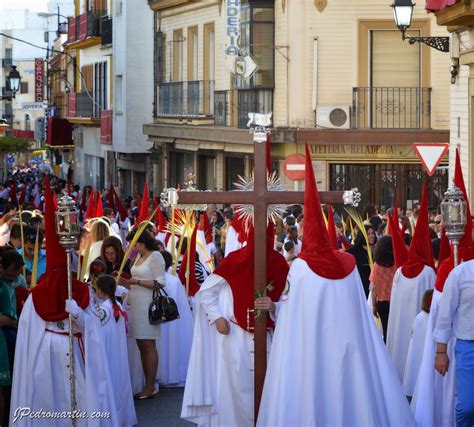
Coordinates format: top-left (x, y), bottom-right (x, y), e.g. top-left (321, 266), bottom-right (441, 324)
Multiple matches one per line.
top-left (21, 103), bottom-right (45, 111)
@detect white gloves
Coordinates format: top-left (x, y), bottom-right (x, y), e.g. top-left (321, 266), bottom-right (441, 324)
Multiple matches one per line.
top-left (65, 299), bottom-right (82, 317)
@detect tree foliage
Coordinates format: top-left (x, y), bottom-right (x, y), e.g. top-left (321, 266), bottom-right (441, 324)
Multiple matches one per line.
top-left (0, 135), bottom-right (32, 154)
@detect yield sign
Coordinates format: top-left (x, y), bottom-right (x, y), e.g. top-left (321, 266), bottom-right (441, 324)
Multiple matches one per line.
top-left (413, 143), bottom-right (449, 176)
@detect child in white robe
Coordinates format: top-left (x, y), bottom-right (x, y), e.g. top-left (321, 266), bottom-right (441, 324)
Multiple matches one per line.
top-left (95, 275), bottom-right (137, 427)
top-left (403, 289), bottom-right (433, 397)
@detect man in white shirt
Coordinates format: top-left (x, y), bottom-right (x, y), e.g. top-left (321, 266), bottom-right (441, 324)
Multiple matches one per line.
top-left (434, 260), bottom-right (474, 427)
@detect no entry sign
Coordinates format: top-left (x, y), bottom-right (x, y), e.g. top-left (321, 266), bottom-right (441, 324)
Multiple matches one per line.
top-left (283, 154), bottom-right (306, 181)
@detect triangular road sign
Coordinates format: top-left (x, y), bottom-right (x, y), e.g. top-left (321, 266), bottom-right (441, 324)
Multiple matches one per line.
top-left (413, 143), bottom-right (449, 176)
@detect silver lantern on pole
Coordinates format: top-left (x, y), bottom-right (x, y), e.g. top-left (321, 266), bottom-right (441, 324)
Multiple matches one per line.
top-left (55, 191), bottom-right (81, 424)
top-left (440, 183), bottom-right (467, 267)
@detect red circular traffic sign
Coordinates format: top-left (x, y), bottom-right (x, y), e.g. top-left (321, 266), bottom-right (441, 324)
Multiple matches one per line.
top-left (283, 154), bottom-right (306, 181)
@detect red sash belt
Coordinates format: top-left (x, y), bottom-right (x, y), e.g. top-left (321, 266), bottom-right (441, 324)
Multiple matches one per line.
top-left (45, 329), bottom-right (85, 364)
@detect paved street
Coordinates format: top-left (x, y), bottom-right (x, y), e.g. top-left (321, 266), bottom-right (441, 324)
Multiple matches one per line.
top-left (135, 388), bottom-right (192, 426)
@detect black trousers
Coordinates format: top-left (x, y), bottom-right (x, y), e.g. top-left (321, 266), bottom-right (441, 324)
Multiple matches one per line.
top-left (376, 301), bottom-right (390, 343)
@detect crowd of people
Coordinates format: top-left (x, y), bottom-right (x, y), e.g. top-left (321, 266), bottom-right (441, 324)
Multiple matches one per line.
top-left (0, 148), bottom-right (472, 427)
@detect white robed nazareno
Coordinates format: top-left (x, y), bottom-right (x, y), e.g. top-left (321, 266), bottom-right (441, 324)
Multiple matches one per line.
top-left (403, 310), bottom-right (429, 396)
top-left (95, 298), bottom-right (137, 426)
top-left (386, 265), bottom-right (435, 381)
top-left (410, 288), bottom-right (456, 427)
top-left (157, 272), bottom-right (193, 386)
top-left (181, 273), bottom-right (266, 427)
top-left (10, 296), bottom-right (119, 426)
top-left (257, 260), bottom-right (415, 427)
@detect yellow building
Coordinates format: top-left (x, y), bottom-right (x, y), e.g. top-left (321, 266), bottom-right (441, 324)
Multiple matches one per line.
top-left (144, 0), bottom-right (451, 209)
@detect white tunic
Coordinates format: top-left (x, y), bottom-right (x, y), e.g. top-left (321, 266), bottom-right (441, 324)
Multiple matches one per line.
top-left (410, 289), bottom-right (456, 427)
top-left (257, 260), bottom-right (415, 427)
top-left (157, 272), bottom-right (193, 386)
top-left (95, 298), bottom-right (137, 427)
top-left (403, 310), bottom-right (429, 396)
top-left (181, 274), bottom-right (262, 427)
top-left (224, 226), bottom-right (243, 257)
top-left (10, 296), bottom-right (118, 426)
top-left (386, 265), bottom-right (436, 381)
top-left (128, 251), bottom-right (166, 339)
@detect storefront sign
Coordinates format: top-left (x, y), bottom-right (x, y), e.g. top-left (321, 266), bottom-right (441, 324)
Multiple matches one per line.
top-left (21, 102), bottom-right (45, 111)
top-left (226, 0), bottom-right (240, 56)
top-left (34, 59), bottom-right (44, 102)
top-left (273, 144), bottom-right (448, 163)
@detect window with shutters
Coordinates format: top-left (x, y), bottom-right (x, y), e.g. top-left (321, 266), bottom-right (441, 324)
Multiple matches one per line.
top-left (172, 29), bottom-right (184, 82)
top-left (20, 82), bottom-right (28, 94)
top-left (94, 61), bottom-right (107, 116)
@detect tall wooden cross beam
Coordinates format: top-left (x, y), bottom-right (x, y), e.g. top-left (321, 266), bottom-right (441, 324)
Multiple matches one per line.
top-left (172, 139), bottom-right (347, 419)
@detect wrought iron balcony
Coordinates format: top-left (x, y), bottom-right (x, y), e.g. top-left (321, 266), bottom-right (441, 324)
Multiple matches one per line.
top-left (158, 81), bottom-right (214, 117)
top-left (237, 89), bottom-right (273, 128)
top-left (88, 9), bottom-right (106, 37)
top-left (76, 92), bottom-right (101, 118)
top-left (352, 87), bottom-right (432, 129)
top-left (2, 59), bottom-right (13, 69)
top-left (101, 16), bottom-right (112, 45)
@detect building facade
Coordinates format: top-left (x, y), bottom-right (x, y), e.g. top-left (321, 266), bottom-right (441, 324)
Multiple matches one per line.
top-left (144, 0), bottom-right (452, 209)
top-left (111, 0), bottom-right (154, 198)
top-left (64, 0), bottom-right (114, 189)
top-left (432, 0), bottom-right (474, 203)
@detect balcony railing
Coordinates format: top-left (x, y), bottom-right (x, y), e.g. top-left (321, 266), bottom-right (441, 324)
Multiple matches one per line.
top-left (66, 10), bottom-right (106, 44)
top-left (88, 10), bottom-right (107, 37)
top-left (158, 81), bottom-right (214, 117)
top-left (101, 16), bottom-right (112, 45)
top-left (2, 59), bottom-right (13, 69)
top-left (352, 87), bottom-right (432, 129)
top-left (237, 89), bottom-right (273, 128)
top-left (76, 92), bottom-right (100, 118)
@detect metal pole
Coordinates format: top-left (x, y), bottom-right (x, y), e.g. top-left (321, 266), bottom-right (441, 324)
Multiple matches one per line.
top-left (66, 248), bottom-right (77, 426)
top-left (453, 241), bottom-right (459, 267)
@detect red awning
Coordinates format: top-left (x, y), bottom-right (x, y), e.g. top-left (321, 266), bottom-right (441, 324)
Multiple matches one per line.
top-left (12, 129), bottom-right (34, 140)
top-left (47, 118), bottom-right (73, 147)
top-left (425, 0), bottom-right (457, 12)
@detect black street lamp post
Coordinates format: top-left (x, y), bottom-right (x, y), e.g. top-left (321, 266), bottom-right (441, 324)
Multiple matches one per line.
top-left (7, 66), bottom-right (21, 98)
top-left (391, 0), bottom-right (450, 52)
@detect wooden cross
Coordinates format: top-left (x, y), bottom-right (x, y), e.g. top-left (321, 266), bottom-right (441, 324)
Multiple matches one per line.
top-left (173, 139), bottom-right (346, 418)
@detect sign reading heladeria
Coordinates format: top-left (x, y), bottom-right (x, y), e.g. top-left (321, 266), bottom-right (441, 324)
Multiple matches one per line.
top-left (34, 59), bottom-right (44, 102)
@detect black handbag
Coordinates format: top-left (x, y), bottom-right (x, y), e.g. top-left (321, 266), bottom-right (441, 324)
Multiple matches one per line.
top-left (148, 282), bottom-right (180, 324)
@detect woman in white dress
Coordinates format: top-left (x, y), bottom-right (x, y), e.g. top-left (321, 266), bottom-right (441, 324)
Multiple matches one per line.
top-left (122, 231), bottom-right (166, 399)
top-left (85, 219), bottom-right (110, 276)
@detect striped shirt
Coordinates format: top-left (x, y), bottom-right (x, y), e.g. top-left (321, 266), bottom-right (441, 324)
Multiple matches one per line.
top-left (176, 259), bottom-right (207, 284)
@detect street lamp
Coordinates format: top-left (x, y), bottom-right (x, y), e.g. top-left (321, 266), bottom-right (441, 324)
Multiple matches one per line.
top-left (440, 183), bottom-right (467, 266)
top-left (391, 0), bottom-right (450, 52)
top-left (7, 66), bottom-right (21, 98)
top-left (55, 191), bottom-right (81, 427)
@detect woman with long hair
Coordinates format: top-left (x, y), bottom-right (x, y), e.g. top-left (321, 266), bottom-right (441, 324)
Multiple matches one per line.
top-left (85, 219), bottom-right (110, 276)
top-left (345, 225), bottom-right (377, 298)
top-left (100, 235), bottom-right (131, 276)
top-left (370, 235), bottom-right (396, 342)
top-left (121, 230), bottom-right (165, 399)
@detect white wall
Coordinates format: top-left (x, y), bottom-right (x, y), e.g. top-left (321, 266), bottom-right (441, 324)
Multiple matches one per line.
top-left (112, 0), bottom-right (153, 154)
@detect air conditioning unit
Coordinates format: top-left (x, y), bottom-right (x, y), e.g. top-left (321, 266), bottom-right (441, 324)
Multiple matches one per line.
top-left (316, 106), bottom-right (351, 129)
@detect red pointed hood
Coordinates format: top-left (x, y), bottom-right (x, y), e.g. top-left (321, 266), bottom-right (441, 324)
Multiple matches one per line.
top-left (198, 211), bottom-right (213, 244)
top-left (388, 211), bottom-right (409, 269)
top-left (67, 181), bottom-right (71, 197)
top-left (231, 212), bottom-right (247, 244)
top-left (434, 255), bottom-right (454, 292)
top-left (454, 149), bottom-right (473, 261)
top-left (95, 191), bottom-right (103, 218)
top-left (327, 205), bottom-right (339, 250)
top-left (438, 227), bottom-right (451, 266)
top-left (153, 198), bottom-right (167, 232)
top-left (213, 222), bottom-right (288, 332)
top-left (31, 177), bottom-right (90, 321)
top-left (393, 200), bottom-right (400, 236)
top-left (10, 185), bottom-right (17, 205)
top-left (178, 224), bottom-right (200, 297)
top-left (135, 181), bottom-right (149, 228)
top-left (80, 187), bottom-right (88, 212)
top-left (401, 182), bottom-right (435, 278)
top-left (112, 186), bottom-right (127, 221)
top-left (107, 184), bottom-right (116, 209)
top-left (84, 187), bottom-right (96, 221)
top-left (298, 144), bottom-right (355, 279)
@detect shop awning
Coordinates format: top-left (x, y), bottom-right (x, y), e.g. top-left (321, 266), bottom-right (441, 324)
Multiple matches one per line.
top-left (46, 117), bottom-right (74, 148)
top-left (12, 129), bottom-right (34, 140)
